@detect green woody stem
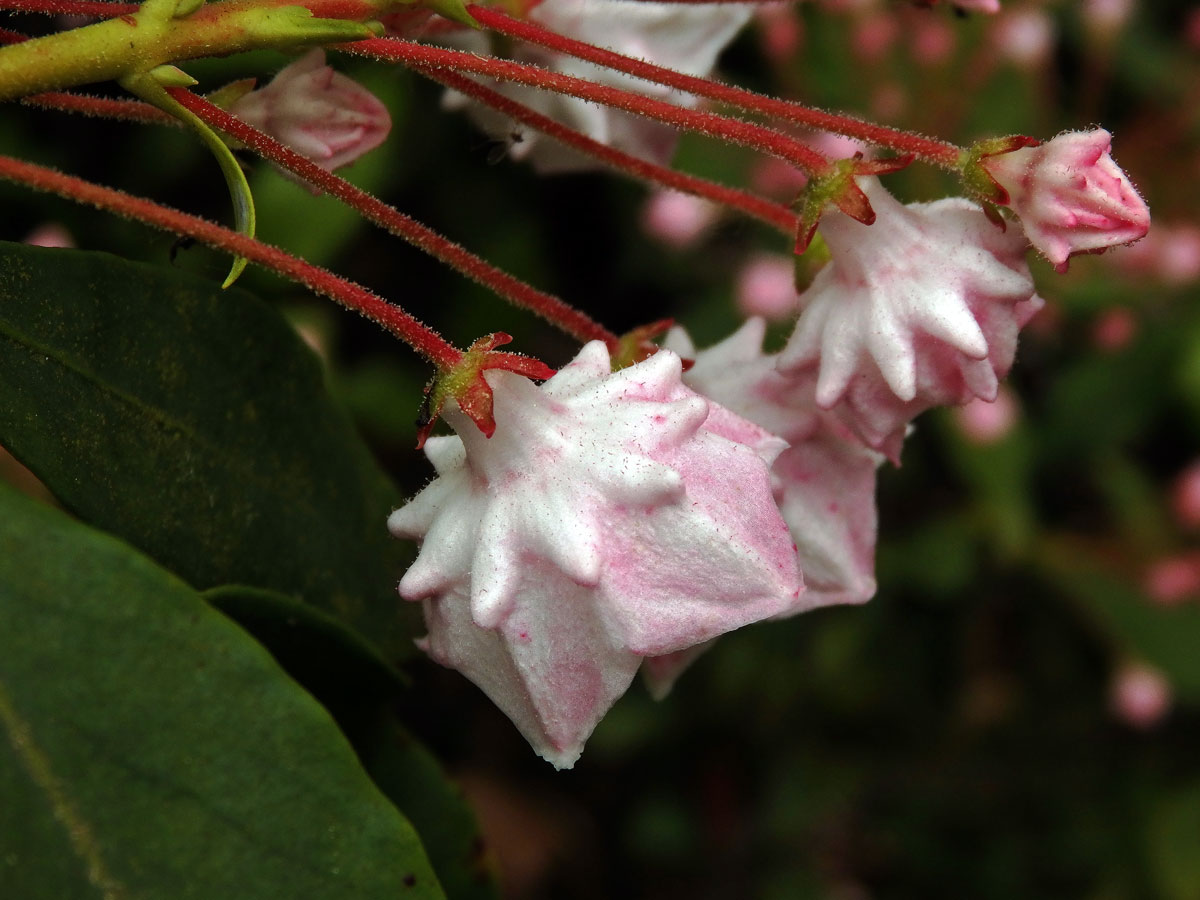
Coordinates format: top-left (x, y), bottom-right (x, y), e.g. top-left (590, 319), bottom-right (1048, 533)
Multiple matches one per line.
top-left (0, 0), bottom-right (379, 102)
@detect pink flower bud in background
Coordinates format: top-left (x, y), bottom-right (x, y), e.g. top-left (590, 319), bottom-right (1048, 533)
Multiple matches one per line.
top-left (852, 11), bottom-right (899, 62)
top-left (981, 129), bottom-right (1150, 271)
top-left (992, 7), bottom-right (1055, 67)
top-left (751, 156), bottom-right (810, 199)
top-left (22, 222), bottom-right (74, 248)
top-left (641, 190), bottom-right (719, 249)
top-left (1143, 553), bottom-right (1200, 606)
top-left (1114, 223), bottom-right (1200, 285)
top-left (909, 15), bottom-right (956, 67)
top-left (1083, 0), bottom-right (1134, 41)
top-left (755, 1), bottom-right (803, 63)
top-left (1172, 460), bottom-right (1200, 529)
top-left (229, 50), bottom-right (391, 172)
top-left (952, 0), bottom-right (1001, 14)
top-left (1091, 307), bottom-right (1137, 352)
top-left (389, 343), bottom-right (802, 767)
top-left (1110, 662), bottom-right (1172, 729)
top-left (954, 385), bottom-right (1019, 444)
top-left (735, 253), bottom-right (800, 321)
top-left (778, 177), bottom-right (1041, 459)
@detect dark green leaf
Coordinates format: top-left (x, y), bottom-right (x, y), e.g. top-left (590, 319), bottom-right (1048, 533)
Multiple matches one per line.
top-left (0, 484), bottom-right (443, 899)
top-left (0, 241), bottom-right (417, 658)
top-left (348, 712), bottom-right (500, 900)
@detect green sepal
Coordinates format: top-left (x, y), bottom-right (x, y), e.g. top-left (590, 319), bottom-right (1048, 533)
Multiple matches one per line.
top-left (957, 134), bottom-right (1040, 206)
top-left (243, 6), bottom-right (376, 47)
top-left (120, 69), bottom-right (256, 288)
top-left (793, 231), bottom-right (830, 293)
top-left (417, 0), bottom-right (477, 28)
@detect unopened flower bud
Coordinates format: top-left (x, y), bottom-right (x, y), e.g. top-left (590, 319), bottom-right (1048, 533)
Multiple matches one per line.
top-left (229, 49), bottom-right (390, 172)
top-left (389, 342), bottom-right (802, 767)
top-left (981, 129), bottom-right (1150, 271)
top-left (779, 177), bottom-right (1042, 458)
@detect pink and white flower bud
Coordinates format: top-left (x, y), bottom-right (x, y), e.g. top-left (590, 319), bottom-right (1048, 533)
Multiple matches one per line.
top-left (735, 253), bottom-right (801, 321)
top-left (778, 177), bottom-right (1042, 458)
top-left (668, 319), bottom-right (881, 611)
top-left (389, 342), bottom-right (802, 768)
top-left (981, 129), bottom-right (1150, 271)
top-left (1110, 662), bottom-right (1172, 729)
top-left (642, 189), bottom-right (719, 249)
top-left (229, 49), bottom-right (390, 172)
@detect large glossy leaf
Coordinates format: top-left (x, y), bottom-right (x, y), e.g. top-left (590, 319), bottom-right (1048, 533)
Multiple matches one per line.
top-left (0, 484), bottom-right (443, 899)
top-left (0, 241), bottom-right (416, 657)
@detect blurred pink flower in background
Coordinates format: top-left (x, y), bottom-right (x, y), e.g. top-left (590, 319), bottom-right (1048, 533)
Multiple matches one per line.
top-left (735, 253), bottom-right (800, 320)
top-left (1115, 223), bottom-right (1200, 285)
top-left (755, 1), bottom-right (803, 63)
top-left (22, 222), bottom-right (74, 248)
top-left (641, 189), bottom-right (719, 249)
top-left (954, 386), bottom-right (1019, 445)
top-left (1091, 307), bottom-right (1137, 352)
top-left (1110, 662), bottom-right (1173, 729)
top-left (229, 49), bottom-right (390, 172)
top-left (1143, 553), bottom-right (1200, 606)
top-left (1172, 459), bottom-right (1200, 529)
top-left (992, 7), bottom-right (1055, 67)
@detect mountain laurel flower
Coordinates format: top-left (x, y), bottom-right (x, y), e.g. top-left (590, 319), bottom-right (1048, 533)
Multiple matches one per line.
top-left (981, 129), bottom-right (1150, 271)
top-left (440, 0), bottom-right (752, 173)
top-left (388, 342), bottom-right (803, 768)
top-left (668, 319), bottom-right (881, 613)
top-left (228, 49), bottom-right (390, 172)
top-left (778, 177), bottom-right (1043, 458)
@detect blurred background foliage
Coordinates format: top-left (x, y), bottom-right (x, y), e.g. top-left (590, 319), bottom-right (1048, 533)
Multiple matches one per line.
top-left (3, 0), bottom-right (1200, 897)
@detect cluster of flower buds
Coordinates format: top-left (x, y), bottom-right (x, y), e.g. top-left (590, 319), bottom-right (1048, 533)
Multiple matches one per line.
top-left (390, 158), bottom-right (1146, 766)
top-left (0, 0), bottom-right (1152, 769)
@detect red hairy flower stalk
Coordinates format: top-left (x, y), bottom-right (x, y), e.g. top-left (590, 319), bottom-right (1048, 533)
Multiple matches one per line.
top-left (0, 153), bottom-right (464, 369)
top-left (169, 88), bottom-right (619, 349)
top-left (25, 90), bottom-right (174, 124)
top-left (341, 37), bottom-right (833, 176)
top-left (466, 5), bottom-right (962, 168)
top-left (0, 28), bottom-right (29, 43)
top-left (415, 65), bottom-right (797, 236)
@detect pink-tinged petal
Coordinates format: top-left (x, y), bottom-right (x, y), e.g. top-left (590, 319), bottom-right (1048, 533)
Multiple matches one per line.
top-left (777, 179), bottom-right (1040, 455)
top-left (672, 321), bottom-right (882, 616)
top-left (981, 129), bottom-right (1150, 268)
top-left (389, 341), bottom-right (801, 766)
top-left (228, 49), bottom-right (390, 173)
top-left (422, 583), bottom-right (641, 769)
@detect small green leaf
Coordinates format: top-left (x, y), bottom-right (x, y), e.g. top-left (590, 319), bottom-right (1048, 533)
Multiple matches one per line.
top-left (0, 241), bottom-right (416, 659)
top-left (0, 484), bottom-right (444, 899)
